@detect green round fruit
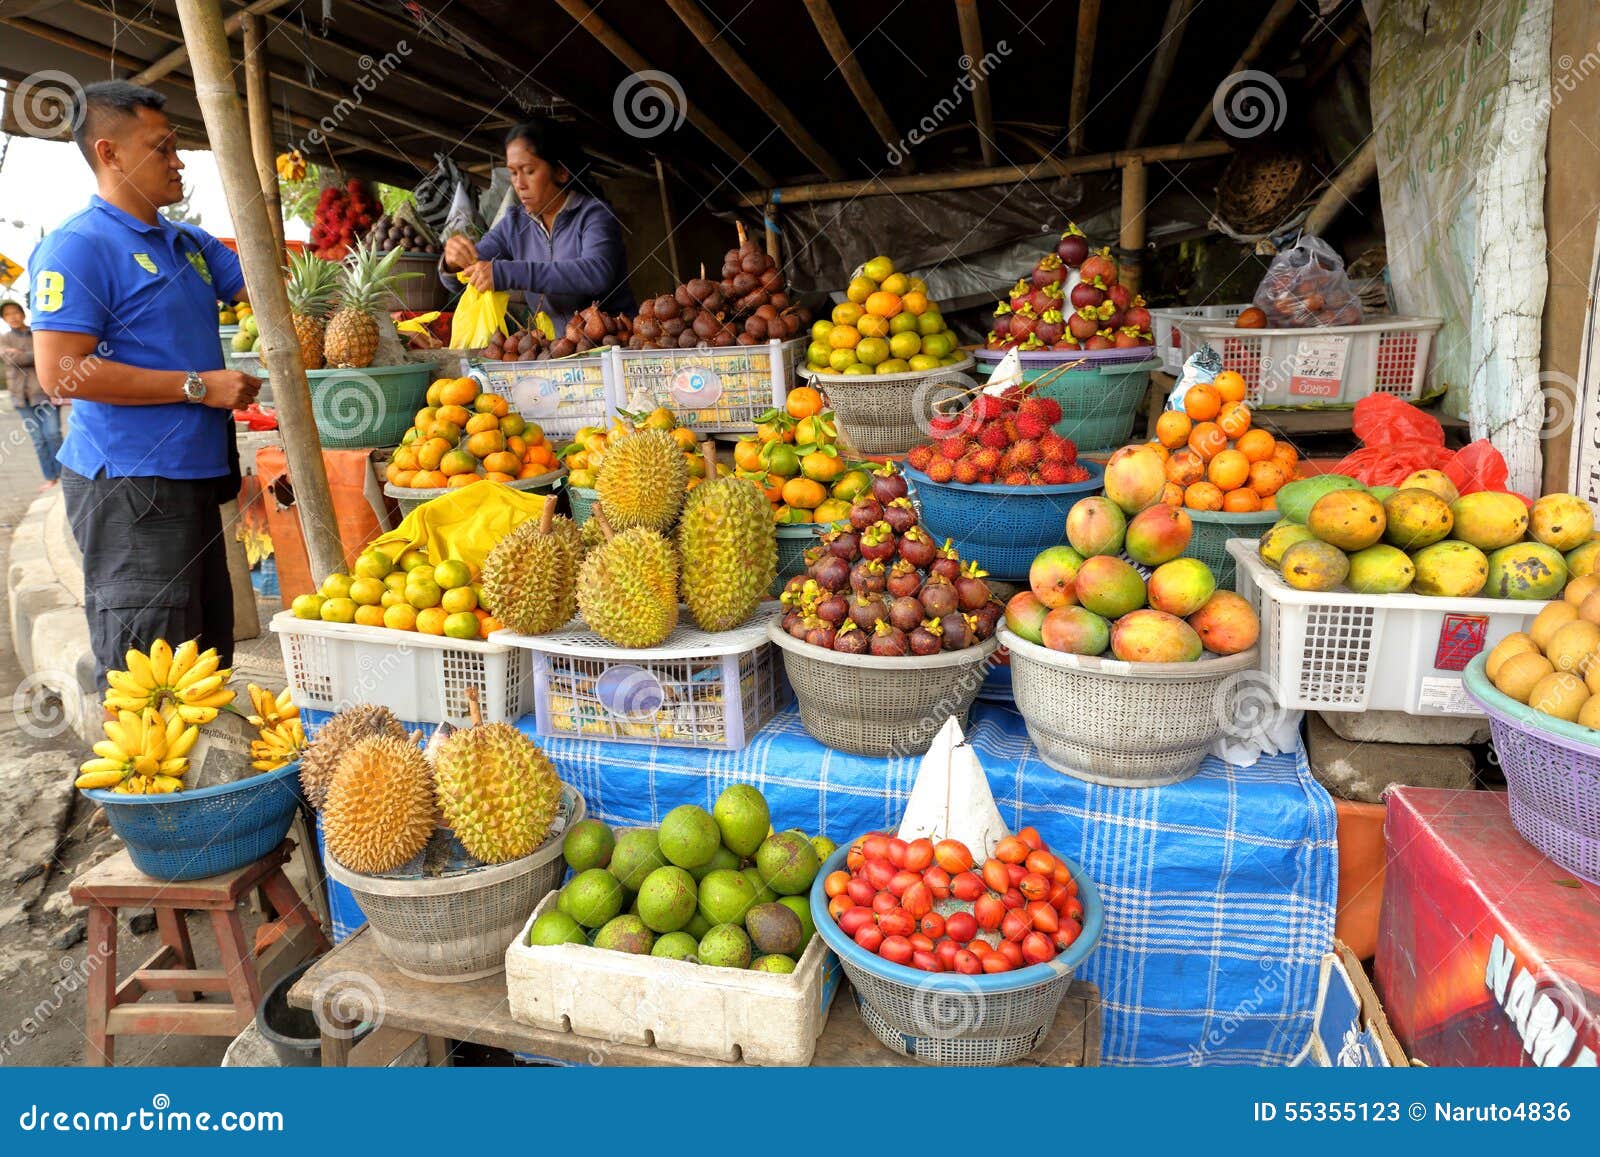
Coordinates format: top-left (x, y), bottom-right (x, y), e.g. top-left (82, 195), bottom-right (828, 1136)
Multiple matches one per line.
top-left (635, 865), bottom-right (698, 933)
top-left (658, 805), bottom-right (720, 869)
top-left (743, 866), bottom-right (778, 905)
top-left (563, 868), bottom-right (625, 928)
top-left (651, 931), bottom-right (699, 961)
top-left (697, 868), bottom-right (758, 926)
top-left (754, 831), bottom-right (820, 896)
top-left (353, 549), bottom-right (393, 580)
top-left (684, 910), bottom-right (713, 940)
top-left (527, 911), bottom-right (586, 947)
top-left (745, 902), bottom-right (803, 957)
top-left (592, 914), bottom-right (654, 955)
top-left (609, 828), bottom-right (667, 891)
top-left (688, 844), bottom-right (740, 883)
top-left (562, 819), bottom-right (615, 871)
top-left (713, 784), bottom-right (770, 857)
top-left (697, 924), bottom-right (752, 969)
top-left (291, 593), bottom-right (325, 620)
top-left (777, 895), bottom-right (816, 951)
top-left (750, 954), bottom-right (796, 974)
top-left (809, 835), bottom-right (837, 863)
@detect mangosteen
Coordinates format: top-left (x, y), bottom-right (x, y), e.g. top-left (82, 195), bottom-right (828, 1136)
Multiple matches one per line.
top-left (1069, 281), bottom-right (1104, 310)
top-left (898, 527), bottom-right (937, 570)
top-left (1030, 255), bottom-right (1067, 289)
top-left (848, 594), bottom-right (888, 630)
top-left (955, 563), bottom-right (991, 611)
top-left (849, 558), bottom-right (887, 595)
top-left (782, 574), bottom-right (808, 600)
top-left (973, 600), bottom-right (1003, 639)
top-left (871, 465), bottom-right (909, 505)
top-left (810, 554), bottom-right (850, 592)
top-left (816, 593), bottom-right (848, 625)
top-left (888, 595), bottom-right (924, 633)
top-left (805, 622), bottom-right (837, 650)
top-left (781, 609), bottom-right (800, 635)
top-left (858, 522), bottom-right (898, 563)
top-left (919, 575), bottom-right (959, 619)
top-left (849, 497), bottom-right (885, 531)
top-left (802, 544), bottom-right (826, 568)
top-left (885, 559), bottom-right (922, 599)
top-left (832, 623), bottom-right (870, 655)
top-left (883, 497), bottom-right (918, 535)
top-left (825, 529), bottom-right (861, 561)
top-left (908, 622), bottom-right (943, 656)
top-left (869, 623), bottom-right (909, 657)
top-left (1057, 227), bottom-right (1089, 267)
top-left (942, 616), bottom-right (973, 651)
top-left (787, 615), bottom-right (811, 640)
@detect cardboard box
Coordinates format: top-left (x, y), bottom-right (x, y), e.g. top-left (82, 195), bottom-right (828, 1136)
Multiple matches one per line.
top-left (1294, 939), bottom-right (1408, 1066)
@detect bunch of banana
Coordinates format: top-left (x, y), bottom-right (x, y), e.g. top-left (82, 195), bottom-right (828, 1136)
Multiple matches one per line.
top-left (251, 718), bottom-right (307, 772)
top-left (75, 707), bottom-right (198, 793)
top-left (275, 150), bottom-right (307, 181)
top-left (246, 684), bottom-right (297, 729)
top-left (104, 639), bottom-right (235, 724)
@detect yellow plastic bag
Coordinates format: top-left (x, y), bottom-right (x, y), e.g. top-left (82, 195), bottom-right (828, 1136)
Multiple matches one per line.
top-left (369, 482), bottom-right (549, 572)
top-left (449, 273), bottom-right (509, 349)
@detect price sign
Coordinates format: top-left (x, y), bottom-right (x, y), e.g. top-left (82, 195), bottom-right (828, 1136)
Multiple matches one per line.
top-left (668, 365), bottom-right (723, 409)
top-left (1287, 334), bottom-right (1350, 398)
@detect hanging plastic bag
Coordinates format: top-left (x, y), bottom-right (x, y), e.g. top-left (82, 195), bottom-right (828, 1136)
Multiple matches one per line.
top-left (449, 275), bottom-right (508, 349)
top-left (1168, 342), bottom-right (1222, 413)
top-left (1253, 236), bottom-right (1364, 328)
top-left (367, 481), bottom-right (549, 572)
top-left (442, 179), bottom-right (486, 241)
top-left (412, 153), bottom-right (464, 236)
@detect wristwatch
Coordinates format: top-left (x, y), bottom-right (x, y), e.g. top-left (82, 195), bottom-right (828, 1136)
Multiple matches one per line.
top-left (181, 371), bottom-right (206, 403)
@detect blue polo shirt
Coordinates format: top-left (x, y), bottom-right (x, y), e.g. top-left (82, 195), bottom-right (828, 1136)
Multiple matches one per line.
top-left (28, 196), bottom-right (245, 480)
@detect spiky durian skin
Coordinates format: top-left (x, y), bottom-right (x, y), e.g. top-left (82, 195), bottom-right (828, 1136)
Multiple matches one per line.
top-left (577, 528), bottom-right (679, 647)
top-left (434, 723), bottom-right (562, 863)
top-left (678, 475), bottom-right (777, 631)
top-left (299, 704), bottom-right (405, 810)
top-left (322, 734), bottom-right (435, 875)
top-left (481, 514), bottom-right (580, 635)
top-left (595, 430), bottom-right (688, 532)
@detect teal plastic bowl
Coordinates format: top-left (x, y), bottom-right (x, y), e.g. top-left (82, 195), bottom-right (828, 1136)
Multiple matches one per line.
top-left (973, 355), bottom-right (1159, 453)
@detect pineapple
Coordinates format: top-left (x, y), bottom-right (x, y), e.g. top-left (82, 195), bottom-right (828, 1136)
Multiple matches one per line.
top-left (323, 239), bottom-right (418, 368)
top-left (284, 251), bottom-right (341, 370)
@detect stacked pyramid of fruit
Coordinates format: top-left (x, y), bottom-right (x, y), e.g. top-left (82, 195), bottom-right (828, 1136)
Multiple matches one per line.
top-left (730, 387), bottom-right (865, 523)
top-left (386, 375), bottom-right (558, 489)
top-left (905, 386), bottom-right (1090, 487)
top-left (805, 255), bottom-right (963, 376)
top-left (296, 546), bottom-right (503, 641)
top-left (1148, 371), bottom-right (1301, 512)
top-left (779, 463), bottom-right (1001, 656)
top-left (561, 408), bottom-right (722, 491)
top-left (627, 225), bottom-right (810, 350)
top-left (986, 224), bottom-right (1153, 353)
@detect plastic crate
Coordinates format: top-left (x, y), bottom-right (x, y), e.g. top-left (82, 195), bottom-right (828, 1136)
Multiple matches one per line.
top-left (270, 610), bottom-right (533, 726)
top-left (493, 605), bottom-right (788, 750)
top-left (1148, 304), bottom-right (1246, 374)
top-left (506, 888), bottom-right (841, 1065)
top-left (1175, 315), bottom-right (1442, 407)
top-left (467, 352), bottom-right (614, 440)
top-left (1228, 540), bottom-right (1549, 717)
top-left (611, 339), bottom-right (802, 433)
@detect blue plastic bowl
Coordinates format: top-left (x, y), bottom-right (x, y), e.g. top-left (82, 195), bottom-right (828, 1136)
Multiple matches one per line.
top-left (83, 761), bottom-right (305, 882)
top-left (905, 461), bottom-right (1104, 581)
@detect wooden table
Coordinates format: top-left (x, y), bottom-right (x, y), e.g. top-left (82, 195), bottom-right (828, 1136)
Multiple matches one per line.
top-left (291, 926), bottom-right (1101, 1068)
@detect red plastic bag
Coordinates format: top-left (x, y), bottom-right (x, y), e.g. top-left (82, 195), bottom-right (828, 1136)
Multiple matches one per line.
top-left (1331, 395), bottom-right (1517, 496)
top-left (1444, 439), bottom-right (1523, 501)
top-left (1351, 393), bottom-right (1443, 448)
top-left (1332, 443), bottom-right (1454, 486)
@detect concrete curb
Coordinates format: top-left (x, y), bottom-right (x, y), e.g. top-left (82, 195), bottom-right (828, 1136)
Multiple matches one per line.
top-left (7, 489), bottom-right (98, 745)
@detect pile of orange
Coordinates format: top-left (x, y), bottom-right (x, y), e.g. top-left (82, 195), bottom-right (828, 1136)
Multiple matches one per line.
top-left (1146, 370), bottom-right (1303, 512)
top-left (385, 376), bottom-right (558, 489)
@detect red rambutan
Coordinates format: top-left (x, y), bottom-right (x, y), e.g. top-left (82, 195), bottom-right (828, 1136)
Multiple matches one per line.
top-left (1038, 460), bottom-right (1071, 484)
top-left (1015, 410), bottom-right (1051, 440)
top-left (907, 444), bottom-right (936, 471)
top-left (1034, 396), bottom-right (1063, 423)
top-left (1011, 439), bottom-right (1042, 468)
top-left (978, 422), bottom-right (1011, 450)
top-left (954, 459), bottom-right (981, 485)
top-left (1061, 463), bottom-right (1090, 483)
top-left (927, 458), bottom-right (956, 483)
top-left (972, 447), bottom-right (1003, 474)
top-left (1002, 469), bottom-right (1030, 486)
top-left (1039, 432), bottom-right (1077, 464)
top-left (972, 394), bottom-right (1010, 422)
top-left (938, 437), bottom-right (969, 461)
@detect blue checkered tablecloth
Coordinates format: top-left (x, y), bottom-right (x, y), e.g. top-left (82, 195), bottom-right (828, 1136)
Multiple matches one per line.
top-left (305, 702), bottom-right (1336, 1066)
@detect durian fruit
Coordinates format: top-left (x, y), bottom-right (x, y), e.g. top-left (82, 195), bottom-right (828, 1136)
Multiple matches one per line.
top-left (577, 507), bottom-right (679, 647)
top-left (298, 704), bottom-right (405, 809)
top-left (481, 496), bottom-right (581, 635)
top-left (594, 428), bottom-right (687, 532)
top-left (434, 689), bottom-right (563, 863)
top-left (678, 442), bottom-right (777, 631)
top-left (321, 733), bottom-right (436, 875)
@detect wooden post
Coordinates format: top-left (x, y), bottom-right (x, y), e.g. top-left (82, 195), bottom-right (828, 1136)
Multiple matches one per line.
top-left (1068, 0), bottom-right (1100, 154)
top-left (1119, 157), bottom-right (1147, 295)
top-left (1126, 0), bottom-right (1198, 148)
top-left (133, 0), bottom-right (294, 87)
top-left (1185, 0), bottom-right (1298, 140)
top-left (954, 0), bottom-right (997, 167)
top-left (240, 13), bottom-right (283, 257)
top-left (1303, 139), bottom-right (1377, 236)
top-left (764, 202), bottom-right (781, 265)
top-left (655, 157), bottom-right (681, 285)
top-left (803, 0), bottom-right (907, 170)
top-left (173, 0), bottom-right (345, 582)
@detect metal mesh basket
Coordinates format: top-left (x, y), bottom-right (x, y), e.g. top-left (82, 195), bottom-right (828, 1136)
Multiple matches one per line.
top-left (999, 627), bottom-right (1261, 787)
top-left (906, 463), bottom-right (1104, 581)
top-left (1185, 508), bottom-right (1279, 591)
top-left (774, 522), bottom-right (826, 595)
top-left (1463, 655), bottom-right (1600, 884)
top-left (801, 356), bottom-right (976, 455)
top-left (383, 469), bottom-right (566, 520)
top-left (324, 785), bottom-right (584, 981)
top-left (769, 623), bottom-right (998, 756)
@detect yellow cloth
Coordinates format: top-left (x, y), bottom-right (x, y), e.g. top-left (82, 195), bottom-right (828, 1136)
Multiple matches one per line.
top-left (449, 274), bottom-right (509, 349)
top-left (369, 482), bottom-right (550, 571)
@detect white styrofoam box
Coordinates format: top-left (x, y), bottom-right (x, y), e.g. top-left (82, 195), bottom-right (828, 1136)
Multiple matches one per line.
top-left (610, 339), bottom-right (801, 434)
top-left (270, 610), bottom-right (533, 726)
top-left (505, 891), bottom-right (841, 1066)
top-left (1175, 316), bottom-right (1442, 407)
top-left (1148, 303), bottom-right (1247, 374)
top-left (467, 351), bottom-right (615, 439)
top-left (1228, 541), bottom-right (1547, 718)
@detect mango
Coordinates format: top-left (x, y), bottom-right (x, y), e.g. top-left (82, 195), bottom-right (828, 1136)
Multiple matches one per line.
top-left (1564, 575), bottom-right (1600, 606)
top-left (1366, 485), bottom-right (1398, 504)
top-left (1110, 609), bottom-right (1203, 663)
top-left (1346, 544), bottom-right (1415, 594)
top-left (1065, 496), bottom-right (1127, 558)
top-left (1401, 469), bottom-right (1459, 503)
top-left (1039, 605), bottom-right (1111, 656)
top-left (1483, 632), bottom-right (1538, 681)
top-left (1382, 488), bottom-right (1454, 550)
top-left (1531, 601), bottom-right (1579, 648)
top-left (1146, 558), bottom-right (1217, 617)
top-left (1029, 545), bottom-right (1085, 609)
top-left (1276, 474), bottom-right (1363, 524)
top-left (1102, 445), bottom-right (1167, 515)
top-left (1074, 555), bottom-right (1148, 619)
top-left (1280, 540), bottom-right (1349, 592)
top-left (1259, 521), bottom-right (1319, 569)
top-left (1493, 650), bottom-right (1553, 702)
top-left (1581, 591), bottom-right (1600, 626)
top-left (1529, 493), bottom-right (1594, 552)
top-left (1410, 540), bottom-right (1488, 597)
top-left (1124, 505), bottom-right (1193, 567)
top-left (1004, 591), bottom-right (1049, 644)
top-left (1308, 490), bottom-right (1386, 552)
top-left (1565, 539), bottom-right (1600, 579)
top-left (1187, 591), bottom-right (1260, 655)
top-left (1528, 671), bottom-right (1588, 722)
top-left (1577, 695), bottom-right (1600, 731)
top-left (1448, 491), bottom-right (1529, 552)
top-left (1483, 542), bottom-right (1567, 600)
top-left (1543, 620), bottom-right (1600, 677)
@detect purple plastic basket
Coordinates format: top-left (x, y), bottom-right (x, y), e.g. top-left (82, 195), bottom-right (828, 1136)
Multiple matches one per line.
top-left (1463, 655), bottom-right (1600, 884)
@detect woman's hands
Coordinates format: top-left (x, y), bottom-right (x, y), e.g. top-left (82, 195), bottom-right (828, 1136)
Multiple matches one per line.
top-left (463, 261), bottom-right (496, 292)
top-left (443, 234), bottom-right (478, 271)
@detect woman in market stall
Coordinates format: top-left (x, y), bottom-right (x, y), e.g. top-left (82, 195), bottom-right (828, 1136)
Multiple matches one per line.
top-left (440, 117), bottom-right (635, 332)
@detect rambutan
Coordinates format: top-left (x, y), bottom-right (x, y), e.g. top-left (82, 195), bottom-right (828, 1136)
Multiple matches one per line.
top-left (1015, 410), bottom-right (1051, 440)
top-left (927, 458), bottom-right (956, 483)
top-left (1038, 460), bottom-right (1071, 484)
top-left (928, 414), bottom-right (962, 437)
top-left (938, 437), bottom-right (969, 461)
top-left (1034, 396), bottom-right (1063, 423)
top-left (954, 459), bottom-right (980, 485)
top-left (1061, 463), bottom-right (1090, 483)
top-left (1011, 439), bottom-right (1042, 468)
top-left (978, 472), bottom-right (996, 484)
top-left (978, 422), bottom-right (1011, 450)
top-left (972, 447), bottom-right (1003, 474)
top-left (972, 394), bottom-right (1009, 422)
top-left (907, 443), bottom-right (936, 471)
top-left (1002, 469), bottom-right (1030, 487)
top-left (1039, 432), bottom-right (1077, 464)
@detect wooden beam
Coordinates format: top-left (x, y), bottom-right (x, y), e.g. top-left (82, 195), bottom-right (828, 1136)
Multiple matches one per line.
top-left (655, 156), bottom-right (680, 284)
top-left (663, 0), bottom-right (844, 180)
top-left (954, 0), bottom-right (996, 166)
top-left (241, 13), bottom-right (284, 255)
top-left (134, 0), bottom-right (293, 87)
top-left (1303, 138), bottom-right (1377, 236)
top-left (1185, 0), bottom-right (1299, 141)
top-left (551, 0), bottom-right (776, 186)
top-left (173, 0), bottom-right (346, 584)
top-left (1125, 0), bottom-right (1198, 149)
top-left (1119, 157), bottom-right (1147, 294)
top-left (1068, 0), bottom-right (1100, 154)
top-left (802, 0), bottom-right (906, 170)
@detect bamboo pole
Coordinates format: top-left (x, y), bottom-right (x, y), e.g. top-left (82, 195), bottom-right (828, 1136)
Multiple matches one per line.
top-left (802, 0), bottom-right (906, 170)
top-left (1068, 0), bottom-right (1100, 154)
top-left (173, 0), bottom-right (345, 582)
top-left (954, 0), bottom-right (997, 167)
top-left (1119, 157), bottom-right (1147, 295)
top-left (663, 0), bottom-right (844, 180)
top-left (241, 13), bottom-right (283, 257)
top-left (1185, 0), bottom-right (1298, 141)
top-left (1125, 0), bottom-right (1198, 149)
top-left (133, 0), bottom-right (293, 87)
top-left (1303, 139), bottom-right (1377, 236)
top-left (655, 157), bottom-right (681, 284)
top-left (764, 202), bottom-right (781, 265)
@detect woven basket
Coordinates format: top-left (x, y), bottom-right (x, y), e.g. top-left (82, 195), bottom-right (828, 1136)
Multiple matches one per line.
top-left (324, 785), bottom-right (584, 981)
top-left (1186, 508), bottom-right (1279, 591)
top-left (1216, 147), bottom-right (1316, 236)
top-left (774, 522), bottom-right (826, 596)
top-left (768, 623), bottom-right (998, 757)
top-left (999, 628), bottom-right (1260, 787)
top-left (383, 469), bottom-right (565, 520)
top-left (801, 356), bottom-right (977, 456)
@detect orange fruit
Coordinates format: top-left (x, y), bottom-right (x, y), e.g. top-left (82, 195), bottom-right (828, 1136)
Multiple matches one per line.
top-left (414, 406), bottom-right (437, 429)
top-left (827, 325), bottom-right (861, 350)
top-left (864, 291), bottom-right (903, 318)
top-left (483, 451), bottom-right (521, 475)
top-left (1183, 383), bottom-right (1220, 421)
top-left (1235, 307), bottom-right (1268, 329)
top-left (411, 470), bottom-right (446, 489)
top-left (478, 614), bottom-right (504, 635)
top-left (436, 404), bottom-right (472, 429)
top-left (517, 465), bottom-right (543, 479)
top-left (416, 607), bottom-right (449, 635)
top-left (465, 412), bottom-right (500, 435)
top-left (1236, 428), bottom-right (1276, 463)
top-left (1271, 441), bottom-right (1299, 470)
top-left (483, 470), bottom-right (516, 483)
top-left (425, 381), bottom-right (444, 407)
top-left (734, 440), bottom-right (765, 471)
top-left (1160, 482), bottom-right (1185, 507)
top-left (1260, 495), bottom-right (1277, 510)
top-left (439, 378), bottom-right (478, 407)
top-left (1188, 421), bottom-right (1227, 461)
top-left (392, 445), bottom-right (419, 471)
top-left (1208, 449), bottom-right (1250, 491)
top-left (384, 460), bottom-right (402, 483)
top-left (416, 437), bottom-right (450, 470)
top-left (505, 435), bottom-right (527, 458)
top-left (1184, 482), bottom-right (1224, 511)
top-left (786, 386), bottom-right (824, 419)
top-left (1156, 410), bottom-right (1192, 449)
top-left (466, 430), bottom-right (506, 458)
top-left (1222, 488), bottom-right (1262, 513)
top-left (781, 477), bottom-right (827, 509)
top-left (1165, 448), bottom-right (1205, 487)
top-left (393, 469), bottom-right (416, 488)
top-left (1213, 370), bottom-right (1247, 403)
top-left (427, 420), bottom-right (462, 444)
top-left (1217, 401), bottom-right (1252, 439)
top-left (901, 291), bottom-right (929, 315)
top-left (1249, 460), bottom-right (1288, 496)
top-left (441, 449), bottom-right (479, 476)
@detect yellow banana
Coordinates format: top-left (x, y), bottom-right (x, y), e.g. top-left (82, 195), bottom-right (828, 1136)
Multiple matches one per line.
top-left (75, 768), bottom-right (127, 789)
top-left (149, 638), bottom-right (173, 687)
top-left (166, 639), bottom-right (199, 686)
top-left (178, 672), bottom-right (226, 699)
top-left (174, 650), bottom-right (221, 690)
top-left (123, 647), bottom-right (156, 690)
top-left (176, 704), bottom-right (218, 725)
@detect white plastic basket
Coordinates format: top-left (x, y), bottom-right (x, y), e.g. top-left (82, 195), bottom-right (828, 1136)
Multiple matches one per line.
top-left (1175, 314), bottom-right (1441, 407)
top-left (1148, 304), bottom-right (1246, 374)
top-left (611, 339), bottom-right (802, 433)
top-left (270, 609), bottom-right (533, 726)
top-left (467, 352), bottom-right (615, 439)
top-left (492, 605), bottom-right (787, 750)
top-left (505, 889), bottom-right (841, 1065)
top-left (1228, 540), bottom-right (1549, 717)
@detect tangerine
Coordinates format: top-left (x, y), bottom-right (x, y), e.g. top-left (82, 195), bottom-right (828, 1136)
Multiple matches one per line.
top-left (1248, 460), bottom-right (1288, 496)
top-left (1222, 488), bottom-right (1262, 512)
top-left (416, 438), bottom-right (451, 470)
top-left (1184, 482), bottom-right (1225, 511)
top-left (447, 474), bottom-right (480, 489)
top-left (864, 291), bottom-right (903, 318)
top-left (1260, 495), bottom-right (1277, 510)
top-left (1213, 370), bottom-right (1247, 403)
top-left (483, 471), bottom-right (517, 483)
top-left (440, 449), bottom-right (479, 476)
top-left (1217, 401), bottom-right (1252, 439)
top-left (1183, 383), bottom-right (1221, 421)
top-left (1271, 442), bottom-right (1299, 471)
top-left (438, 378), bottom-right (478, 407)
top-left (827, 325), bottom-right (861, 350)
top-left (1188, 421), bottom-right (1227, 461)
top-left (1236, 428), bottom-right (1276, 462)
top-left (436, 404), bottom-right (472, 428)
top-left (1208, 449), bottom-right (1250, 490)
top-left (786, 386), bottom-right (824, 419)
top-left (465, 412), bottom-right (500, 435)
top-left (415, 607), bottom-right (449, 635)
top-left (781, 477), bottom-right (827, 509)
top-left (1156, 410), bottom-right (1192, 449)
top-left (901, 291), bottom-right (930, 315)
top-left (1160, 482), bottom-right (1185, 507)
top-left (1165, 448), bottom-right (1205, 487)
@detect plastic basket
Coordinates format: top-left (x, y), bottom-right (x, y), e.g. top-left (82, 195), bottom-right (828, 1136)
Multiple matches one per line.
top-left (611, 339), bottom-right (801, 433)
top-left (1229, 540), bottom-right (1549, 717)
top-left (1148, 304), bottom-right (1247, 374)
top-left (1185, 508), bottom-right (1281, 591)
top-left (768, 622), bottom-right (998, 757)
top-left (1462, 655), bottom-right (1600, 884)
top-left (307, 362), bottom-right (434, 449)
top-left (270, 609), bottom-right (533, 726)
top-left (999, 627), bottom-right (1260, 787)
top-left (774, 521), bottom-right (826, 596)
top-left (905, 462), bottom-right (1105, 581)
top-left (801, 356), bottom-right (977, 456)
top-left (326, 785), bottom-right (583, 981)
top-left (809, 845), bottom-right (1103, 1065)
top-left (567, 485), bottom-right (599, 526)
top-left (972, 355), bottom-right (1158, 452)
top-left (494, 606), bottom-right (788, 750)
top-left (383, 469), bottom-right (565, 519)
top-left (82, 762), bottom-right (303, 882)
top-left (468, 352), bottom-right (613, 440)
top-left (1175, 315), bottom-right (1442, 407)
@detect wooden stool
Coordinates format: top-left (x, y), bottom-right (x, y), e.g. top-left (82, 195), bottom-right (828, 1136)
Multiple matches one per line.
top-left (70, 839), bottom-right (330, 1066)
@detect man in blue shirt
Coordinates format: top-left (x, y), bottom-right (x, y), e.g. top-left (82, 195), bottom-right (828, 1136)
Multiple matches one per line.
top-left (30, 81), bottom-right (259, 687)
